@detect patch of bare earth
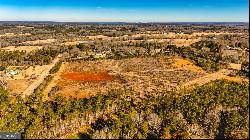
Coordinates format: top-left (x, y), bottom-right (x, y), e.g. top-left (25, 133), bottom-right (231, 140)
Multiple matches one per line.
top-left (228, 63), bottom-right (241, 70)
top-left (50, 57), bottom-right (205, 99)
top-left (1, 46), bottom-right (43, 53)
top-left (7, 79), bottom-right (35, 95)
top-left (172, 58), bottom-right (206, 73)
top-left (22, 39), bottom-right (56, 45)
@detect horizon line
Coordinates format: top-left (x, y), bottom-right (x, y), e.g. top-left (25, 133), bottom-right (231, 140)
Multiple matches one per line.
top-left (0, 20), bottom-right (249, 23)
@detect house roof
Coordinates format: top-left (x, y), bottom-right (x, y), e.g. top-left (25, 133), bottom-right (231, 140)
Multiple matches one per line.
top-left (6, 70), bottom-right (19, 75)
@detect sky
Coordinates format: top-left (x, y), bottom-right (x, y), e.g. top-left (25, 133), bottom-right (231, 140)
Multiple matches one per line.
top-left (0, 0), bottom-right (249, 22)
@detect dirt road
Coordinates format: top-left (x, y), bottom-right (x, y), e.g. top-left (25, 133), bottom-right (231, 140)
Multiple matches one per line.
top-left (181, 69), bottom-right (248, 88)
top-left (21, 55), bottom-right (61, 98)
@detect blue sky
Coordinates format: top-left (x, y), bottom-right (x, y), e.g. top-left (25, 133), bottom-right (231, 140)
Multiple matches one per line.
top-left (0, 0), bottom-right (249, 22)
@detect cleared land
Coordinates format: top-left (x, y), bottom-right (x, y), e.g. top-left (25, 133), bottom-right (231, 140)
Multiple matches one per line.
top-left (7, 79), bottom-right (35, 95)
top-left (43, 55), bottom-right (249, 100)
top-left (46, 57), bottom-right (205, 99)
top-left (62, 71), bottom-right (114, 81)
top-left (0, 33), bottom-right (31, 38)
top-left (1, 45), bottom-right (43, 53)
top-left (6, 65), bottom-right (49, 80)
top-left (229, 63), bottom-right (241, 70)
top-left (22, 39), bottom-right (56, 45)
top-left (6, 65), bottom-right (49, 94)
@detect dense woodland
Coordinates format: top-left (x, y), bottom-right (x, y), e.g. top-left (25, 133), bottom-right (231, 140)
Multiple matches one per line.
top-left (0, 79), bottom-right (248, 139)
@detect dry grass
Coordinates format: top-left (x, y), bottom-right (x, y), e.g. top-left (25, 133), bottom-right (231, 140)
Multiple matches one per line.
top-left (48, 57), bottom-right (205, 99)
top-left (62, 41), bottom-right (79, 46)
top-left (228, 63), bottom-right (241, 70)
top-left (7, 79), bottom-right (34, 95)
top-left (180, 69), bottom-right (248, 89)
top-left (172, 58), bottom-right (206, 73)
top-left (1, 46), bottom-right (43, 53)
top-left (147, 38), bottom-right (201, 47)
top-left (22, 39), bottom-right (56, 45)
top-left (6, 65), bottom-right (49, 95)
top-left (86, 35), bottom-right (109, 40)
top-left (6, 65), bottom-right (49, 80)
top-left (0, 33), bottom-right (31, 38)
top-left (172, 39), bottom-right (201, 47)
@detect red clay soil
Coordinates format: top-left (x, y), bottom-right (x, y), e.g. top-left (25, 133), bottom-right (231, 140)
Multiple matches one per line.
top-left (61, 71), bottom-right (114, 82)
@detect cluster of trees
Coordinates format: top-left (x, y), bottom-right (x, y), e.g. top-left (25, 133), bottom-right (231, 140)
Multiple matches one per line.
top-left (75, 43), bottom-right (87, 51)
top-left (0, 49), bottom-right (58, 70)
top-left (48, 86), bottom-right (61, 97)
top-left (73, 40), bottom-right (229, 73)
top-left (49, 61), bottom-right (62, 74)
top-left (0, 79), bottom-right (248, 139)
top-left (0, 46), bottom-right (74, 70)
top-left (164, 41), bottom-right (224, 71)
top-left (27, 49), bottom-right (59, 65)
top-left (0, 50), bottom-right (26, 70)
top-left (221, 34), bottom-right (249, 50)
top-left (237, 61), bottom-right (249, 77)
top-left (0, 72), bottom-right (7, 88)
top-left (72, 40), bottom-right (163, 61)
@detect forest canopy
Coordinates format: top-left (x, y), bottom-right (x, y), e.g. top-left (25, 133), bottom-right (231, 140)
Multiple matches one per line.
top-left (0, 79), bottom-right (248, 139)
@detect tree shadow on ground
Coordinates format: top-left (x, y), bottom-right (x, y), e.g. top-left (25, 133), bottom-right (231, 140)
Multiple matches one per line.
top-left (147, 132), bottom-right (158, 139)
top-left (216, 111), bottom-right (228, 139)
top-left (91, 118), bottom-right (106, 131)
top-left (77, 133), bottom-right (90, 139)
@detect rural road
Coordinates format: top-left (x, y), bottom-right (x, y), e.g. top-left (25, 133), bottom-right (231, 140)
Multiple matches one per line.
top-left (21, 55), bottom-right (61, 98)
top-left (180, 69), bottom-right (232, 88)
